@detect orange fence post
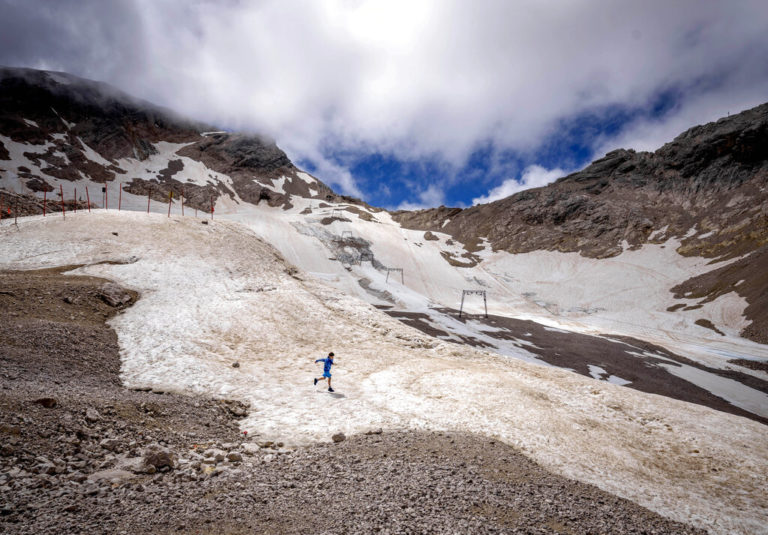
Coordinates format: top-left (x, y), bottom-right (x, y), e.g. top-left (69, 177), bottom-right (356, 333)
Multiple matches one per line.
top-left (86, 187), bottom-right (91, 212)
top-left (210, 195), bottom-right (214, 220)
top-left (168, 191), bottom-right (173, 217)
top-left (73, 188), bottom-right (77, 213)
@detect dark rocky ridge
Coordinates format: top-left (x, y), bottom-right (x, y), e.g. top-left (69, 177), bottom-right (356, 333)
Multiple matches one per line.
top-left (393, 102), bottom-right (768, 262)
top-left (0, 67), bottom-right (340, 211)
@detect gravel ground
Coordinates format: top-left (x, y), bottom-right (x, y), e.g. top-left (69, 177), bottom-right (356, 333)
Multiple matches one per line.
top-left (0, 268), bottom-right (706, 534)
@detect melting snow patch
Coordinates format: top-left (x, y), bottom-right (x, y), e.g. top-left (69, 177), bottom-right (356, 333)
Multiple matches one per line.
top-left (588, 364), bottom-right (607, 380)
top-left (51, 108), bottom-right (75, 129)
top-left (606, 375), bottom-right (632, 386)
top-left (271, 176), bottom-right (287, 193)
top-left (1, 212), bottom-right (767, 535)
top-left (589, 364), bottom-right (633, 386)
top-left (542, 325), bottom-right (570, 334)
top-left (77, 137), bottom-right (113, 166)
top-left (648, 225), bottom-right (669, 240)
top-left (23, 118), bottom-right (39, 128)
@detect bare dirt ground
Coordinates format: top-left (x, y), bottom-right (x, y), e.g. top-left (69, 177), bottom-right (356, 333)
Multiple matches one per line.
top-left (0, 268), bottom-right (705, 534)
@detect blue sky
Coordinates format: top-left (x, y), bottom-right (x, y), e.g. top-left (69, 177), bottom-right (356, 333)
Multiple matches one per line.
top-left (2, 0), bottom-right (768, 210)
top-left (309, 93), bottom-right (677, 209)
top-left (298, 83), bottom-right (712, 208)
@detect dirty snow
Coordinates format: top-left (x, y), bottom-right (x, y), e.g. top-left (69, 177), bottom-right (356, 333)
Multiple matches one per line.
top-left (77, 137), bottom-right (114, 166)
top-left (588, 364), bottom-right (632, 386)
top-left (1, 211), bottom-right (767, 535)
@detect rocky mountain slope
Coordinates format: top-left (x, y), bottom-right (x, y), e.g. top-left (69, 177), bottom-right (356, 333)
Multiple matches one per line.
top-left (393, 103), bottom-right (768, 343)
top-left (0, 67), bottom-right (338, 212)
top-left (394, 103), bottom-right (768, 261)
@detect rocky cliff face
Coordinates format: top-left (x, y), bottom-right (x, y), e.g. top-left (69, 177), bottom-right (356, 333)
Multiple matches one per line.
top-left (393, 103), bottom-right (768, 261)
top-left (0, 67), bottom-right (336, 211)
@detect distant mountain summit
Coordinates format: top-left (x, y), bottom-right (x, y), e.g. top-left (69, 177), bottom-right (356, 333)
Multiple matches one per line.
top-left (0, 66), bottom-right (337, 211)
top-left (394, 102), bottom-right (768, 262)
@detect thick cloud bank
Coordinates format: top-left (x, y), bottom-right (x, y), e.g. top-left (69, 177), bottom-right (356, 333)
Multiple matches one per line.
top-left (2, 0), bottom-right (767, 204)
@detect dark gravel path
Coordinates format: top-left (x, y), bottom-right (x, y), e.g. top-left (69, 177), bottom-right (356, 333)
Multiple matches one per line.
top-left (0, 268), bottom-right (706, 534)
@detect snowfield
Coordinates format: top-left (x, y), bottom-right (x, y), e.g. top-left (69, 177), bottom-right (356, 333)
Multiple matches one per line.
top-left (1, 211), bottom-right (767, 535)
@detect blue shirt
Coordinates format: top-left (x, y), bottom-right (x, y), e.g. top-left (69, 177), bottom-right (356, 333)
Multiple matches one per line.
top-left (316, 357), bottom-right (334, 373)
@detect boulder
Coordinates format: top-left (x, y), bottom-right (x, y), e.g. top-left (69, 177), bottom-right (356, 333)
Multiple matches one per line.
top-left (99, 283), bottom-right (132, 307)
top-left (142, 445), bottom-right (176, 472)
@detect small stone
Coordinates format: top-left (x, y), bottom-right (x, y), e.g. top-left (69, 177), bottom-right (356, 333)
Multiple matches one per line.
top-left (38, 463), bottom-right (57, 475)
top-left (33, 397), bottom-right (58, 408)
top-left (226, 452), bottom-right (242, 462)
top-left (142, 445), bottom-right (176, 471)
top-left (332, 433), bottom-right (346, 443)
top-left (85, 408), bottom-right (101, 423)
top-left (232, 362), bottom-right (240, 368)
top-left (88, 469), bottom-right (133, 485)
top-left (100, 438), bottom-right (121, 452)
top-left (99, 283), bottom-right (132, 307)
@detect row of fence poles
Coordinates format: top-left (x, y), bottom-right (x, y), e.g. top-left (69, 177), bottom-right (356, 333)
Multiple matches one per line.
top-left (2, 182), bottom-right (216, 221)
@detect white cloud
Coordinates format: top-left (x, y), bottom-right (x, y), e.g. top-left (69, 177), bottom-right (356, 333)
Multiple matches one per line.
top-left (2, 0), bottom-right (768, 203)
top-left (395, 184), bottom-right (445, 211)
top-left (594, 86), bottom-right (768, 156)
top-left (472, 165), bottom-right (566, 205)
